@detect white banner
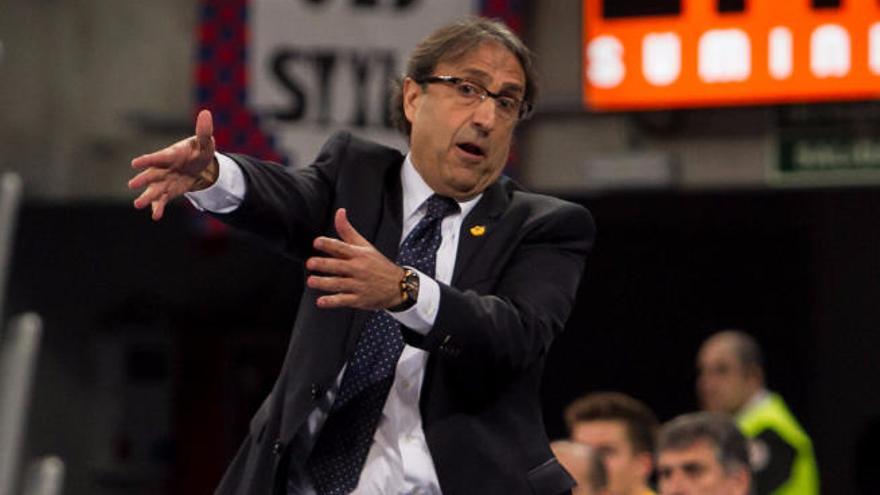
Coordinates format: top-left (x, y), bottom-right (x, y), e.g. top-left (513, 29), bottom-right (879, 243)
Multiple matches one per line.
top-left (248, 0), bottom-right (475, 167)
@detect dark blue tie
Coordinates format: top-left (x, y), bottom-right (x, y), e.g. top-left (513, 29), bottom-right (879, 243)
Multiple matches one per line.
top-left (305, 194), bottom-right (459, 495)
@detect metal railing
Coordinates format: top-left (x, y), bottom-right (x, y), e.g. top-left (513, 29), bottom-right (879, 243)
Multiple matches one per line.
top-left (0, 173), bottom-right (23, 328)
top-left (0, 175), bottom-right (64, 495)
top-left (20, 456), bottom-right (65, 495)
top-left (0, 313), bottom-right (43, 495)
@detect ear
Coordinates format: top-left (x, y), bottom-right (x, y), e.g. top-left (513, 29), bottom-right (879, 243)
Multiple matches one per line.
top-left (635, 451), bottom-right (654, 479)
top-left (402, 77), bottom-right (423, 125)
top-left (745, 364), bottom-right (764, 386)
top-left (730, 467), bottom-right (751, 495)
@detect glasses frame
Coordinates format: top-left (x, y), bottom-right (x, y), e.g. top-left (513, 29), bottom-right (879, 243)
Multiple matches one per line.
top-left (413, 75), bottom-right (533, 121)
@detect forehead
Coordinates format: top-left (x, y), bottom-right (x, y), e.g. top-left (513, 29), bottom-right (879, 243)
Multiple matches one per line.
top-left (434, 41), bottom-right (525, 90)
top-left (698, 339), bottom-right (739, 365)
top-left (658, 440), bottom-right (719, 468)
top-left (573, 419), bottom-right (630, 445)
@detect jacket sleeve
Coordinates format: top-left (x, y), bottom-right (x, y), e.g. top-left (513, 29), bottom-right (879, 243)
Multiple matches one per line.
top-left (211, 132), bottom-right (353, 260)
top-left (404, 199), bottom-right (595, 380)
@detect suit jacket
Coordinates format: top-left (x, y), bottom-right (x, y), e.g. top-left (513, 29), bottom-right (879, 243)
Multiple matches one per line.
top-left (213, 132), bottom-right (595, 495)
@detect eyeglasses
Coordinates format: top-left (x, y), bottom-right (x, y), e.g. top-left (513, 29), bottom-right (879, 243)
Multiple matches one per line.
top-left (413, 75), bottom-right (533, 121)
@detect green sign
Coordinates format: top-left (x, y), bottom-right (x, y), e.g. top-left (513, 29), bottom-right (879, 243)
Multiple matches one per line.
top-left (780, 137), bottom-right (880, 172)
top-left (773, 103), bottom-right (880, 186)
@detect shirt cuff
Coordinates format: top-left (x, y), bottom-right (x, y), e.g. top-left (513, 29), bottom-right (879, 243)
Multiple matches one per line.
top-left (184, 152), bottom-right (246, 213)
top-left (387, 268), bottom-right (439, 335)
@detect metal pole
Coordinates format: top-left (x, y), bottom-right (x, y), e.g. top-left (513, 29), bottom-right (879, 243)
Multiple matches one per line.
top-left (20, 456), bottom-right (64, 495)
top-left (0, 313), bottom-right (42, 495)
top-left (0, 173), bottom-right (23, 328)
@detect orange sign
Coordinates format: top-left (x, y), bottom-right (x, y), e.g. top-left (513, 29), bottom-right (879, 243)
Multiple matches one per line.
top-left (583, 0), bottom-right (880, 110)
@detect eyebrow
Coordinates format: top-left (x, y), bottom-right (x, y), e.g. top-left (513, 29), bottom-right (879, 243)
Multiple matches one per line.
top-left (682, 462), bottom-right (707, 475)
top-left (459, 68), bottom-right (524, 96)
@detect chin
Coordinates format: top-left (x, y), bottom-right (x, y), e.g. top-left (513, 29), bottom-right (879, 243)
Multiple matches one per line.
top-left (448, 188), bottom-right (477, 201)
top-left (445, 177), bottom-right (480, 195)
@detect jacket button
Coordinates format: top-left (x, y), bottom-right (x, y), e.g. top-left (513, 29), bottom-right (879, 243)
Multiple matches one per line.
top-left (271, 439), bottom-right (284, 456)
top-left (310, 383), bottom-right (322, 400)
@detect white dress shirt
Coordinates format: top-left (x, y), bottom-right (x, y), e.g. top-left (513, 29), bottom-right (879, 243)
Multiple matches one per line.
top-left (186, 153), bottom-right (481, 494)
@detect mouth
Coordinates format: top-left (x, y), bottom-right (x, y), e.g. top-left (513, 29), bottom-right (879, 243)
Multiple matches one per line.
top-left (455, 141), bottom-right (486, 159)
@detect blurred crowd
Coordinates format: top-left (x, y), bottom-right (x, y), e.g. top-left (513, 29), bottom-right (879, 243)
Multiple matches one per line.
top-left (553, 330), bottom-right (819, 495)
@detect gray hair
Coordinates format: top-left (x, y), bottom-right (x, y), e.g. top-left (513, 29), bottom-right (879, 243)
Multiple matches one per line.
top-left (389, 16), bottom-right (538, 136)
top-left (657, 412), bottom-right (750, 475)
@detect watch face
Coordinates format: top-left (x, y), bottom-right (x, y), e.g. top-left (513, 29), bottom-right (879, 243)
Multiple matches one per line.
top-left (404, 270), bottom-right (419, 302)
top-left (389, 269), bottom-right (419, 312)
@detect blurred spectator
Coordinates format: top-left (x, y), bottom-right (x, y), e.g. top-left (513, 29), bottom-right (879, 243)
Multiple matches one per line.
top-left (696, 330), bottom-right (819, 495)
top-left (565, 392), bottom-right (659, 495)
top-left (656, 412), bottom-right (751, 495)
top-left (551, 440), bottom-right (609, 495)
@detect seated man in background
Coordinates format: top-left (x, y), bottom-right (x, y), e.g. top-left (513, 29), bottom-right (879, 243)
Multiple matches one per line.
top-left (656, 412), bottom-right (751, 495)
top-left (697, 330), bottom-right (819, 495)
top-left (565, 392), bottom-right (659, 495)
top-left (551, 440), bottom-right (609, 495)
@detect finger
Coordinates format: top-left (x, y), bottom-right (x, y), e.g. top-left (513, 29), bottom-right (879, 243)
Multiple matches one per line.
top-left (306, 275), bottom-right (356, 293)
top-left (127, 166), bottom-right (167, 190)
top-left (133, 182), bottom-right (166, 210)
top-left (316, 293), bottom-right (359, 309)
top-left (151, 193), bottom-right (169, 221)
top-left (334, 208), bottom-right (369, 246)
top-left (131, 144), bottom-right (181, 170)
top-left (165, 175), bottom-right (197, 200)
top-left (306, 256), bottom-right (352, 276)
top-left (312, 236), bottom-right (355, 259)
top-left (195, 109), bottom-right (214, 151)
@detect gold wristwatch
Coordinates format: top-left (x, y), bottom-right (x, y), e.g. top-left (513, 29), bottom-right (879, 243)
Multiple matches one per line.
top-left (388, 267), bottom-right (419, 312)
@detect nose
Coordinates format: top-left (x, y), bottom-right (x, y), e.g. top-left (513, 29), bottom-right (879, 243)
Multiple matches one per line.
top-left (661, 471), bottom-right (688, 495)
top-left (471, 95), bottom-right (496, 132)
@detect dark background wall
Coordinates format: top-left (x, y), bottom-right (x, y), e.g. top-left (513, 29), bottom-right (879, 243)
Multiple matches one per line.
top-left (6, 187), bottom-right (880, 494)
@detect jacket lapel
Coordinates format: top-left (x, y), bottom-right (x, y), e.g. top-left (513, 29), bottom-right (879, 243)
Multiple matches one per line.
top-left (451, 178), bottom-right (510, 286)
top-left (344, 164), bottom-right (404, 357)
top-left (374, 167), bottom-right (404, 260)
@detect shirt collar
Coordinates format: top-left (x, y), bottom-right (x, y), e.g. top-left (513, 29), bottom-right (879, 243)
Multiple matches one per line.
top-left (737, 388), bottom-right (770, 417)
top-left (401, 153), bottom-right (482, 220)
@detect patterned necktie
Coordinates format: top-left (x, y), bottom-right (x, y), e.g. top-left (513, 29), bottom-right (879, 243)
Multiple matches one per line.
top-left (305, 194), bottom-right (459, 495)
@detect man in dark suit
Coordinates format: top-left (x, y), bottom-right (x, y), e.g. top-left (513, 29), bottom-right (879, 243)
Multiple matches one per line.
top-left (129, 17), bottom-right (595, 495)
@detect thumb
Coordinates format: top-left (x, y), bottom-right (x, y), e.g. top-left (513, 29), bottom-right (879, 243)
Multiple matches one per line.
top-left (195, 109), bottom-right (214, 150)
top-left (335, 208), bottom-right (369, 246)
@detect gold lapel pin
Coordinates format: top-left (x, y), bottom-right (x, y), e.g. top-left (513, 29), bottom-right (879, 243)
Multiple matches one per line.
top-left (469, 225), bottom-right (486, 237)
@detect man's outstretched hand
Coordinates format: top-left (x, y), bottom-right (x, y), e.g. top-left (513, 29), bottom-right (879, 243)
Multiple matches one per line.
top-left (128, 109), bottom-right (217, 221)
top-left (306, 208), bottom-right (406, 311)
